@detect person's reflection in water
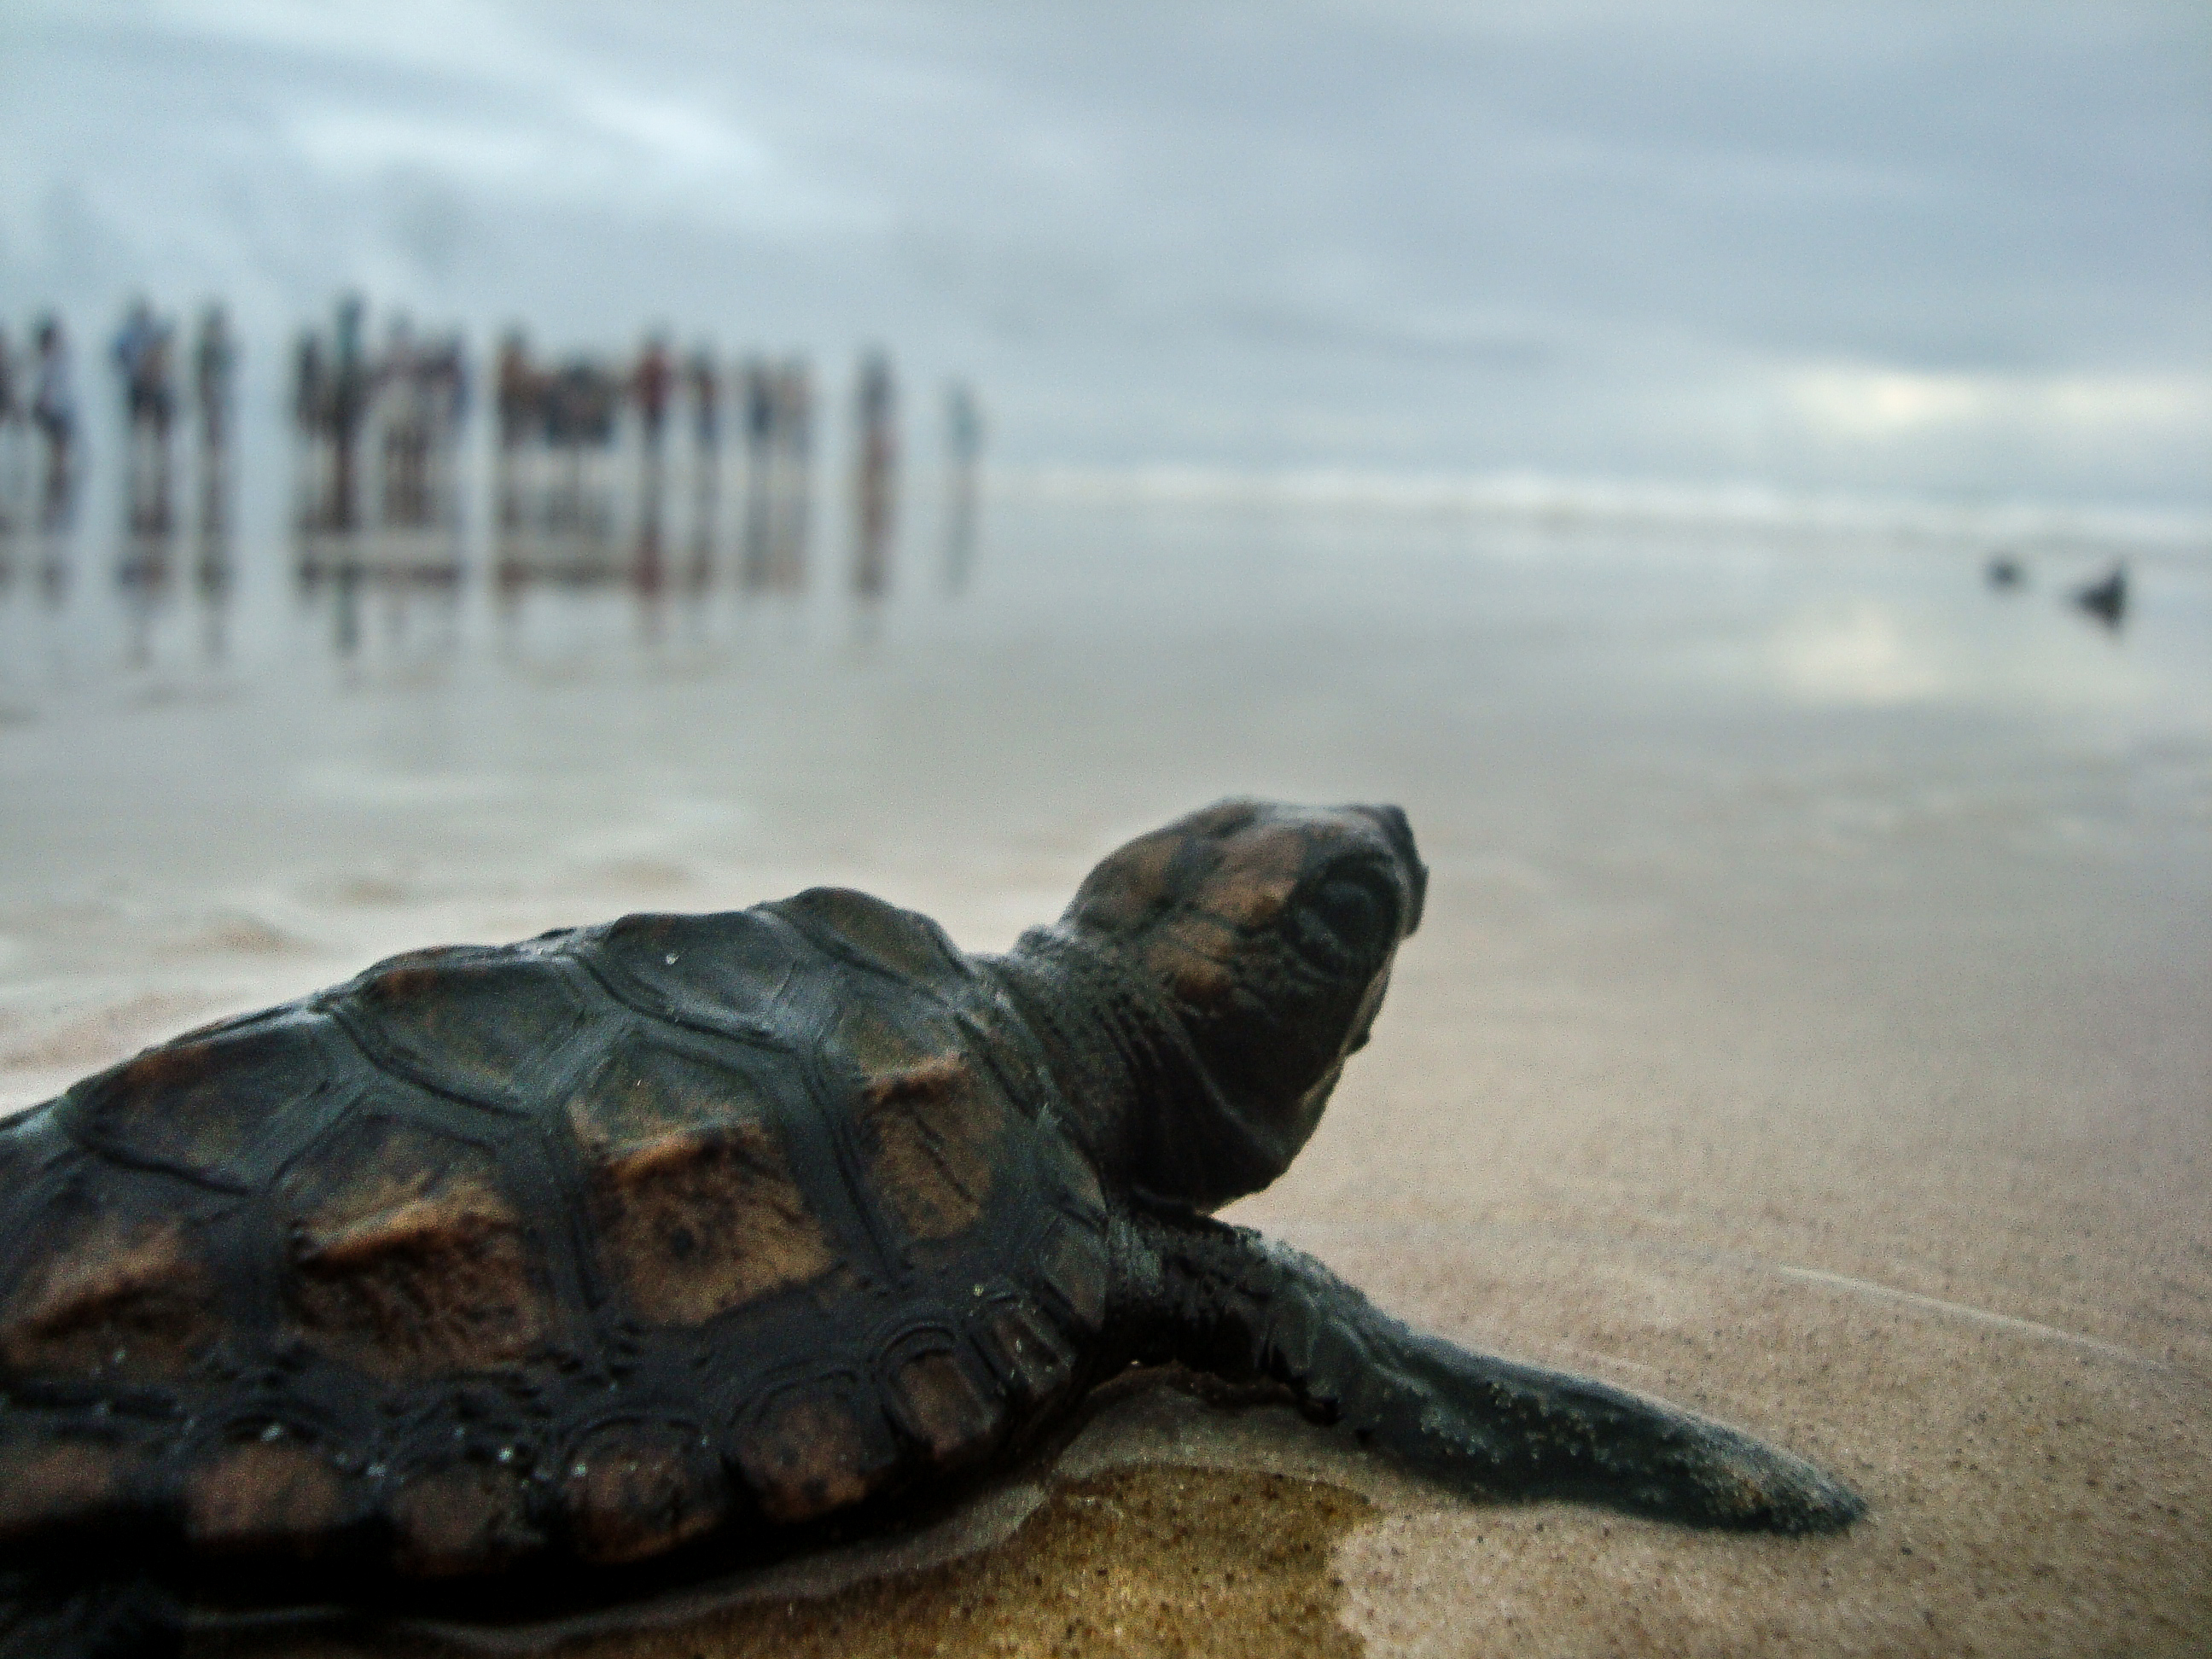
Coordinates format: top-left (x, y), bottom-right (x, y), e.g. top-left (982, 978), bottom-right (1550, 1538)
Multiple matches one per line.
top-left (941, 379), bottom-right (982, 594)
top-left (771, 357), bottom-right (812, 596)
top-left (495, 329), bottom-right (538, 533)
top-left (633, 332), bottom-right (673, 462)
top-left (328, 294), bottom-right (370, 531)
top-left (0, 324), bottom-right (23, 534)
top-left (633, 469), bottom-right (667, 643)
top-left (331, 558), bottom-right (362, 660)
top-left (688, 348), bottom-right (719, 477)
top-left (113, 298), bottom-right (176, 538)
top-left (195, 451), bottom-right (233, 664)
top-left (378, 314), bottom-right (427, 527)
top-left (0, 327), bottom-right (15, 593)
top-left (194, 306), bottom-right (235, 469)
top-left (118, 481), bottom-right (175, 672)
top-left (850, 349), bottom-right (898, 603)
top-left (739, 356), bottom-right (774, 595)
top-left (290, 329), bottom-right (327, 529)
top-left (687, 437), bottom-right (718, 599)
top-left (38, 522), bottom-right (69, 613)
top-left (32, 317), bottom-right (78, 530)
top-left (685, 346), bottom-right (719, 599)
top-left (33, 325), bottom-right (76, 614)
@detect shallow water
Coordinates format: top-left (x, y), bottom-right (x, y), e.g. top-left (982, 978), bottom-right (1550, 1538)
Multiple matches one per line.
top-left (4, 453), bottom-right (2210, 1653)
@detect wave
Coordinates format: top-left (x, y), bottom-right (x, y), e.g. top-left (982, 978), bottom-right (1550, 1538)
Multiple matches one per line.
top-left (997, 464), bottom-right (2212, 556)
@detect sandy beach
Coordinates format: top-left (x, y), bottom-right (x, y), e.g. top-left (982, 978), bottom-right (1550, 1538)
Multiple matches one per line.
top-left (3, 487), bottom-right (2208, 1655)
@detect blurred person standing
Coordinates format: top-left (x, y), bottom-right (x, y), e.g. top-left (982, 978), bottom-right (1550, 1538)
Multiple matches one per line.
top-left (684, 346), bottom-right (721, 591)
top-left (0, 324), bottom-right (19, 526)
top-left (742, 357), bottom-right (775, 472)
top-left (495, 330), bottom-right (538, 452)
top-left (426, 331), bottom-right (469, 517)
top-left (851, 349), bottom-right (898, 598)
top-left (739, 356), bottom-right (775, 591)
top-left (772, 356), bottom-right (813, 592)
top-left (633, 333), bottom-right (673, 458)
top-left (31, 315), bottom-right (78, 515)
top-left (0, 324), bottom-right (17, 436)
top-left (112, 299), bottom-right (176, 440)
top-left (192, 306), bottom-right (236, 545)
top-left (687, 347), bottom-right (720, 461)
top-left (193, 303), bottom-right (236, 460)
top-left (379, 314), bottom-right (429, 524)
top-left (112, 298), bottom-right (176, 527)
top-left (291, 329), bottom-right (329, 527)
top-left (328, 294), bottom-right (370, 529)
top-left (494, 329), bottom-right (536, 530)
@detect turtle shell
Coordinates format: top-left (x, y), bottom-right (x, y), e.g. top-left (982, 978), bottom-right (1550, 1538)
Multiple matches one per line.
top-left (0, 890), bottom-right (1112, 1583)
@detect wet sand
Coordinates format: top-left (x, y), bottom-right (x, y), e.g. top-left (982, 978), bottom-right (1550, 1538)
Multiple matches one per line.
top-left (6, 492), bottom-right (2209, 1653)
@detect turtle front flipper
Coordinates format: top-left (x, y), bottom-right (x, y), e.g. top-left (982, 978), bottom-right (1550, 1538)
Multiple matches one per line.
top-left (0, 1568), bottom-right (181, 1659)
top-left (1116, 1208), bottom-right (1864, 1534)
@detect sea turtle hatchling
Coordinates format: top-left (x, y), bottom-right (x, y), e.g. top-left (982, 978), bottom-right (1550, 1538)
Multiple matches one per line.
top-left (0, 800), bottom-right (1861, 1656)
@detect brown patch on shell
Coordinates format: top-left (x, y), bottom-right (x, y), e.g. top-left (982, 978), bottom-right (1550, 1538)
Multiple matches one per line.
top-left (888, 1351), bottom-right (1002, 1471)
top-left (569, 1039), bottom-right (835, 1326)
top-left (734, 1391), bottom-right (892, 1525)
top-left (859, 1050), bottom-right (1006, 1243)
top-left (183, 1441), bottom-right (346, 1557)
top-left (561, 1424), bottom-right (730, 1566)
top-left (388, 1464), bottom-right (544, 1579)
top-left (283, 1121), bottom-right (550, 1377)
top-left (591, 1126), bottom-right (835, 1325)
top-left (62, 1016), bottom-right (327, 1185)
top-left (0, 1214), bottom-right (219, 1380)
top-left (0, 1439), bottom-right (144, 1545)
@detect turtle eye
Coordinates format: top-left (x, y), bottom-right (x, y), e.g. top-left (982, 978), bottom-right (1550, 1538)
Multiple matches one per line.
top-left (1307, 873), bottom-right (1391, 954)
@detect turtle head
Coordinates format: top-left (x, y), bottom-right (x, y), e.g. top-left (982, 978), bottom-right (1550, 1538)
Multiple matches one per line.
top-left (1061, 798), bottom-right (1425, 1209)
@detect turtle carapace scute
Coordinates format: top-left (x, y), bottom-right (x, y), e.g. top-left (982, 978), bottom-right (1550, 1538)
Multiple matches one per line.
top-left (0, 800), bottom-right (1861, 1657)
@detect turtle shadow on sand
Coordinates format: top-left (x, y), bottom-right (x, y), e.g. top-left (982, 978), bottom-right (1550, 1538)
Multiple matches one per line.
top-left (0, 800), bottom-right (1862, 1659)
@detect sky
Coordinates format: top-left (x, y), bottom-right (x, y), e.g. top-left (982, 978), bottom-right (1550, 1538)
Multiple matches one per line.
top-left (3, 0), bottom-right (2208, 512)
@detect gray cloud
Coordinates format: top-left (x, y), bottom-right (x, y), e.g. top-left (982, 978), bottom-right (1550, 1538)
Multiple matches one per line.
top-left (2, 0), bottom-right (2205, 509)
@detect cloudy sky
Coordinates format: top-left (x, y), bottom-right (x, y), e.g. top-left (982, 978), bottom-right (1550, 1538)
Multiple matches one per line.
top-left (3, 0), bottom-right (2207, 509)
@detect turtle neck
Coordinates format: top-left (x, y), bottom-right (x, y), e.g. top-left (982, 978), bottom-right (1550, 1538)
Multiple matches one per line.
top-left (982, 924), bottom-right (1289, 1211)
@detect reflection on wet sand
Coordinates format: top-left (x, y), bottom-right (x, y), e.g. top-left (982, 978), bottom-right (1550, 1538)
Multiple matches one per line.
top-left (851, 349), bottom-right (897, 602)
top-left (293, 296), bottom-right (468, 534)
top-left (285, 304), bottom-right (465, 667)
top-left (196, 422), bottom-right (235, 664)
top-left (3, 300), bottom-right (1004, 707)
top-left (941, 381), bottom-right (982, 596)
top-left (742, 356), bottom-right (813, 598)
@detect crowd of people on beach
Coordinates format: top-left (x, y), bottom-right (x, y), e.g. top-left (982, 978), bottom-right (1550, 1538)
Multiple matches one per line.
top-left (3, 294), bottom-right (987, 639)
top-left (0, 301), bottom-right (236, 535)
top-left (292, 297), bottom-right (470, 531)
top-left (0, 301), bottom-right (240, 666)
top-left (0, 314), bottom-right (84, 525)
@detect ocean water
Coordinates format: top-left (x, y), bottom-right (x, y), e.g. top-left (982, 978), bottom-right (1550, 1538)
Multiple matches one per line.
top-left (0, 423), bottom-right (2203, 1104)
top-left (1, 446), bottom-right (2207, 1114)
